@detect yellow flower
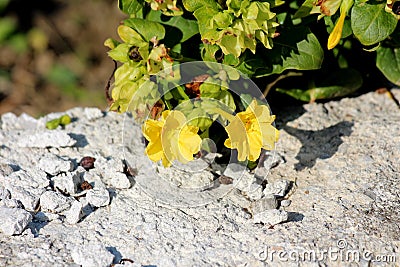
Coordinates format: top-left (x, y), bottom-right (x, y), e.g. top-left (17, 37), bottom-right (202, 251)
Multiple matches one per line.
top-left (142, 110), bottom-right (202, 167)
top-left (224, 100), bottom-right (279, 162)
top-left (327, 0), bottom-right (354, 50)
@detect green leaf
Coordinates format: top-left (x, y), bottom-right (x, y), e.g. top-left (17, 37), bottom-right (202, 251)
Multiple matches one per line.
top-left (271, 31), bottom-right (323, 74)
top-left (46, 118), bottom-right (61, 130)
top-left (182, 0), bottom-right (219, 12)
top-left (201, 44), bottom-right (221, 62)
top-left (252, 28), bottom-right (324, 77)
top-left (124, 18), bottom-right (166, 41)
top-left (146, 10), bottom-right (199, 42)
top-left (108, 43), bottom-right (131, 62)
top-left (200, 80), bottom-right (221, 98)
top-left (214, 90), bottom-right (236, 111)
top-left (60, 115), bottom-right (72, 126)
top-left (46, 114), bottom-right (71, 130)
top-left (377, 47), bottom-right (400, 86)
top-left (220, 34), bottom-right (241, 57)
top-left (293, 0), bottom-right (318, 19)
top-left (118, 0), bottom-right (144, 16)
top-left (118, 25), bottom-right (145, 44)
top-left (276, 68), bottom-right (363, 102)
top-left (351, 1), bottom-right (398, 46)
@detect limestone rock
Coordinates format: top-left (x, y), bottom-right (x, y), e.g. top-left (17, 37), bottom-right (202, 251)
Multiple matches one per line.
top-left (0, 207), bottom-right (32, 235)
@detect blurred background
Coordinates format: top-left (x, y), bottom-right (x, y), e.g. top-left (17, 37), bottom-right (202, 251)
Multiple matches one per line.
top-left (0, 0), bottom-right (125, 116)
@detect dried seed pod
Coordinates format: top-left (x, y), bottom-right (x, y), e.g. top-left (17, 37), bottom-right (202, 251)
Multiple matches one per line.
top-left (79, 181), bottom-right (93, 191)
top-left (218, 175), bottom-right (233, 185)
top-left (79, 156), bottom-right (96, 170)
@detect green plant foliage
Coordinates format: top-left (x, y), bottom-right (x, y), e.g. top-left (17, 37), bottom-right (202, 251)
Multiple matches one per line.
top-left (351, 0), bottom-right (397, 46)
top-left (46, 115), bottom-right (72, 130)
top-left (276, 68), bottom-right (363, 101)
top-left (377, 47), bottom-right (400, 86)
top-left (107, 0), bottom-right (400, 110)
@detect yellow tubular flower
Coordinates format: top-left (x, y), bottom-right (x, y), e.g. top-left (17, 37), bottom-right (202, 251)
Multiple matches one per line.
top-left (327, 10), bottom-right (346, 50)
top-left (327, 0), bottom-right (354, 50)
top-left (224, 100), bottom-right (279, 162)
top-left (142, 110), bottom-right (202, 167)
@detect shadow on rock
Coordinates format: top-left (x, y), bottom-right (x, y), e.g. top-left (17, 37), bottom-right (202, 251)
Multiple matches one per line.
top-left (106, 246), bottom-right (123, 264)
top-left (68, 133), bottom-right (89, 147)
top-left (28, 221), bottom-right (49, 237)
top-left (287, 212), bottom-right (304, 222)
top-left (283, 121), bottom-right (353, 171)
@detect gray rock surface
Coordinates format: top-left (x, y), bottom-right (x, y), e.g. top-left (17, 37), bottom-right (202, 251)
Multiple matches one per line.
top-left (64, 200), bottom-right (84, 224)
top-left (0, 207), bottom-right (32, 235)
top-left (38, 154), bottom-right (74, 176)
top-left (71, 243), bottom-right (114, 267)
top-left (0, 92), bottom-right (399, 265)
top-left (40, 191), bottom-right (73, 213)
top-left (53, 168), bottom-right (83, 195)
top-left (16, 130), bottom-right (77, 148)
top-left (253, 209), bottom-right (289, 225)
top-left (263, 179), bottom-right (290, 197)
top-left (86, 187), bottom-right (110, 207)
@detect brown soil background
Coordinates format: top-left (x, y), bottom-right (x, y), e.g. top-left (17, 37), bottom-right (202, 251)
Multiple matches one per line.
top-left (0, 0), bottom-right (125, 116)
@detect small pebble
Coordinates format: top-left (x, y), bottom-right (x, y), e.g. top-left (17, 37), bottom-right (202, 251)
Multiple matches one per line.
top-left (253, 209), bottom-right (288, 226)
top-left (0, 206), bottom-right (33, 235)
top-left (223, 163), bottom-right (249, 180)
top-left (250, 196), bottom-right (278, 214)
top-left (7, 186), bottom-right (44, 211)
top-left (280, 199), bottom-right (292, 207)
top-left (226, 189), bottom-right (252, 209)
top-left (7, 169), bottom-right (49, 189)
top-left (65, 200), bottom-right (84, 224)
top-left (246, 184), bottom-right (263, 201)
top-left (40, 191), bottom-right (73, 213)
top-left (95, 157), bottom-right (124, 173)
top-left (263, 179), bottom-right (290, 197)
top-left (86, 187), bottom-right (110, 207)
top-left (224, 163), bottom-right (256, 191)
top-left (71, 243), bottom-right (114, 267)
top-left (53, 171), bottom-right (82, 195)
top-left (38, 154), bottom-right (74, 176)
top-left (261, 151), bottom-right (285, 170)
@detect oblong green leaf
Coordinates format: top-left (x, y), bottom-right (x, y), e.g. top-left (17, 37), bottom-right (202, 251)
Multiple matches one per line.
top-left (124, 18), bottom-right (166, 41)
top-left (351, 1), bottom-right (397, 46)
top-left (252, 28), bottom-right (324, 77)
top-left (118, 0), bottom-right (144, 15)
top-left (377, 47), bottom-right (400, 86)
top-left (276, 68), bottom-right (363, 102)
top-left (182, 0), bottom-right (219, 12)
top-left (146, 10), bottom-right (199, 42)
